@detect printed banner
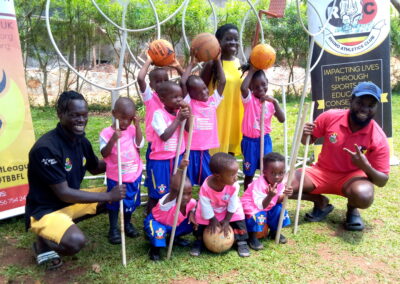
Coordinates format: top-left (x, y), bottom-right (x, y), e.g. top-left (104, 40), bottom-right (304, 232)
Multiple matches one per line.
top-left (308, 0), bottom-right (394, 159)
top-left (0, 0), bottom-right (35, 219)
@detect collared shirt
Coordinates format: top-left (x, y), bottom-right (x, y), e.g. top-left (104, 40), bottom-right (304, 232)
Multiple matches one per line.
top-left (313, 109), bottom-right (390, 174)
top-left (25, 123), bottom-right (99, 227)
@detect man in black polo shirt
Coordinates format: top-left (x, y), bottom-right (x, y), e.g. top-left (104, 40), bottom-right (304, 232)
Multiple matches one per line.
top-left (26, 91), bottom-right (126, 269)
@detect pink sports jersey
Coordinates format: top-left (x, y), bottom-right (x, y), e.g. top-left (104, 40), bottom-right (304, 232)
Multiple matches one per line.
top-left (185, 90), bottom-right (222, 150)
top-left (142, 84), bottom-right (163, 143)
top-left (241, 176), bottom-right (284, 217)
top-left (150, 108), bottom-right (186, 160)
top-left (152, 194), bottom-right (197, 226)
top-left (241, 91), bottom-right (275, 138)
top-left (100, 125), bottom-right (143, 182)
top-left (195, 177), bottom-right (245, 225)
top-left (313, 109), bottom-right (390, 174)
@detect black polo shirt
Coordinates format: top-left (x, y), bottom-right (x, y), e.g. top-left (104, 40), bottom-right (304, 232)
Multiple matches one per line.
top-left (25, 123), bottom-right (99, 228)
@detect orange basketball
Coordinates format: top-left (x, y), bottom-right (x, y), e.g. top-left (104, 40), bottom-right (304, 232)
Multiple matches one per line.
top-left (191, 33), bottom-right (220, 62)
top-left (203, 226), bottom-right (234, 253)
top-left (250, 43), bottom-right (276, 70)
top-left (255, 224), bottom-right (269, 239)
top-left (148, 39), bottom-right (175, 66)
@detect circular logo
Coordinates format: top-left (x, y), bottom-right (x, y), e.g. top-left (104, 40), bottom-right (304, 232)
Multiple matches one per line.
top-left (309, 0), bottom-right (389, 57)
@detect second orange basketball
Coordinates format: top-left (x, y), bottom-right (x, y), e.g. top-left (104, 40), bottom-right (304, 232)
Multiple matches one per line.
top-left (148, 39), bottom-right (175, 67)
top-left (191, 33), bottom-right (220, 62)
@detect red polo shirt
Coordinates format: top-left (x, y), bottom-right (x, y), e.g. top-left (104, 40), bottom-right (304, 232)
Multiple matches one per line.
top-left (313, 109), bottom-right (390, 175)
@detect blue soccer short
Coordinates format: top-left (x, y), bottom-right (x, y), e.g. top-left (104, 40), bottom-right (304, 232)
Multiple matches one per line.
top-left (106, 176), bottom-right (141, 212)
top-left (144, 142), bottom-right (152, 188)
top-left (187, 150), bottom-right (212, 186)
top-left (245, 203), bottom-right (291, 233)
top-left (146, 155), bottom-right (183, 199)
top-left (144, 213), bottom-right (193, 247)
top-left (241, 134), bottom-right (272, 176)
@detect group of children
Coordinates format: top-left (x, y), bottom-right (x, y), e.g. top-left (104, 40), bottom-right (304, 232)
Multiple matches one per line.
top-left (99, 50), bottom-right (290, 261)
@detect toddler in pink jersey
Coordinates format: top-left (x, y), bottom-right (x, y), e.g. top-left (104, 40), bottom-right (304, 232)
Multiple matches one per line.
top-left (240, 64), bottom-right (285, 190)
top-left (191, 152), bottom-right (250, 257)
top-left (146, 81), bottom-right (191, 212)
top-left (100, 97), bottom-right (144, 244)
top-left (144, 159), bottom-right (197, 261)
top-left (137, 56), bottom-right (183, 214)
top-left (180, 50), bottom-right (226, 185)
top-left (241, 152), bottom-right (292, 250)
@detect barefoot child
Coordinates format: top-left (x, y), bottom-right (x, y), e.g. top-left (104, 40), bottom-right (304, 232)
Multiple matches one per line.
top-left (144, 160), bottom-right (197, 261)
top-left (100, 97), bottom-right (144, 244)
top-left (137, 56), bottom-right (183, 213)
top-left (180, 51), bottom-right (226, 185)
top-left (240, 64), bottom-right (285, 190)
top-left (241, 152), bottom-right (292, 250)
top-left (191, 152), bottom-right (250, 257)
top-left (146, 81), bottom-right (191, 212)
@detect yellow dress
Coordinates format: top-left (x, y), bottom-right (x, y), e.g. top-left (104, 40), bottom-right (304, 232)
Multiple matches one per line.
top-left (210, 58), bottom-right (244, 156)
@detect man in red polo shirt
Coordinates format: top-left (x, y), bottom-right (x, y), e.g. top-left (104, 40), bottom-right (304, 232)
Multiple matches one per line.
top-left (291, 82), bottom-right (390, 231)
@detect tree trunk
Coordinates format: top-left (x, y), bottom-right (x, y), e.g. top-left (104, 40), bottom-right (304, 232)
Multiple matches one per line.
top-left (392, 0), bottom-right (400, 14)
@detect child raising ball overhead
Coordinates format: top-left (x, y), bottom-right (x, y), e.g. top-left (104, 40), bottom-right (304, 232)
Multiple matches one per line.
top-left (240, 63), bottom-right (285, 190)
top-left (180, 49), bottom-right (226, 186)
top-left (99, 97), bottom-right (144, 244)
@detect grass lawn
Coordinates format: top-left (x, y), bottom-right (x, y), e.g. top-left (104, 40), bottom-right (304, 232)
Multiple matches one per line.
top-left (1, 97), bottom-right (399, 283)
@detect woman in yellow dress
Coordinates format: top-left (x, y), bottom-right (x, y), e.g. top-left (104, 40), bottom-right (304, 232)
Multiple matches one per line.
top-left (201, 24), bottom-right (244, 156)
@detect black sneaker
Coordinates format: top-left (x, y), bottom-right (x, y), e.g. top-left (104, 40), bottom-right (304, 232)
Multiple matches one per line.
top-left (108, 228), bottom-right (121, 245)
top-left (125, 223), bottom-right (139, 238)
top-left (174, 237), bottom-right (191, 247)
top-left (267, 230), bottom-right (287, 244)
top-left (190, 240), bottom-right (203, 257)
top-left (149, 246), bottom-right (161, 261)
top-left (248, 236), bottom-right (264, 251)
top-left (237, 241), bottom-right (250, 257)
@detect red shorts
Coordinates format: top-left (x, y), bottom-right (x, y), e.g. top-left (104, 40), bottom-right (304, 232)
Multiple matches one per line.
top-left (305, 165), bottom-right (367, 196)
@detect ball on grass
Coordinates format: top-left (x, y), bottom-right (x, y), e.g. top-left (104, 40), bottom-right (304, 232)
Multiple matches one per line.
top-left (203, 225), bottom-right (234, 253)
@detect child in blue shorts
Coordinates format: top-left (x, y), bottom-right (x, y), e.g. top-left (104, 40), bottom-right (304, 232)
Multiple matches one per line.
top-left (240, 64), bottom-right (285, 190)
top-left (241, 152), bottom-right (292, 250)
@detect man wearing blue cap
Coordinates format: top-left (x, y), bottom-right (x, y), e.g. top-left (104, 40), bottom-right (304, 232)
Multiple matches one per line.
top-left (291, 81), bottom-right (390, 231)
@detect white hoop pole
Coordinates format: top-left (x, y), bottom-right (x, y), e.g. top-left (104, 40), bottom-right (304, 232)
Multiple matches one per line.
top-left (90, 0), bottom-right (189, 33)
top-left (288, 37), bottom-right (315, 166)
top-left (116, 119), bottom-right (127, 267)
top-left (112, 2), bottom-right (129, 107)
top-left (293, 101), bottom-right (315, 234)
top-left (259, 102), bottom-right (266, 173)
top-left (173, 120), bottom-right (186, 174)
top-left (167, 116), bottom-right (194, 259)
top-left (282, 86), bottom-right (288, 169)
top-left (275, 103), bottom-right (309, 244)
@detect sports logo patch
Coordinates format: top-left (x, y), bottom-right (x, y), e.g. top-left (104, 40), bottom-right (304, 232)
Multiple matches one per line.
top-left (257, 214), bottom-right (266, 225)
top-left (65, 158), bottom-right (72, 171)
top-left (155, 227), bottom-right (165, 239)
top-left (329, 133), bottom-right (338, 143)
top-left (158, 184), bottom-right (166, 194)
top-left (244, 162), bottom-right (251, 171)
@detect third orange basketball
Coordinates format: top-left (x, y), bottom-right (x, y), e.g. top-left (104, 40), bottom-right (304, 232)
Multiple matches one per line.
top-left (191, 33), bottom-right (220, 62)
top-left (250, 43), bottom-right (276, 70)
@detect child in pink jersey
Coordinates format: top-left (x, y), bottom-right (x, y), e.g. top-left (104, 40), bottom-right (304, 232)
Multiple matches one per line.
top-left (241, 152), bottom-right (292, 250)
top-left (146, 81), bottom-right (191, 212)
top-left (144, 159), bottom-right (197, 261)
top-left (240, 64), bottom-right (285, 190)
top-left (180, 50), bottom-right (226, 185)
top-left (100, 97), bottom-right (144, 244)
top-left (191, 152), bottom-right (250, 257)
top-left (137, 56), bottom-right (183, 214)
